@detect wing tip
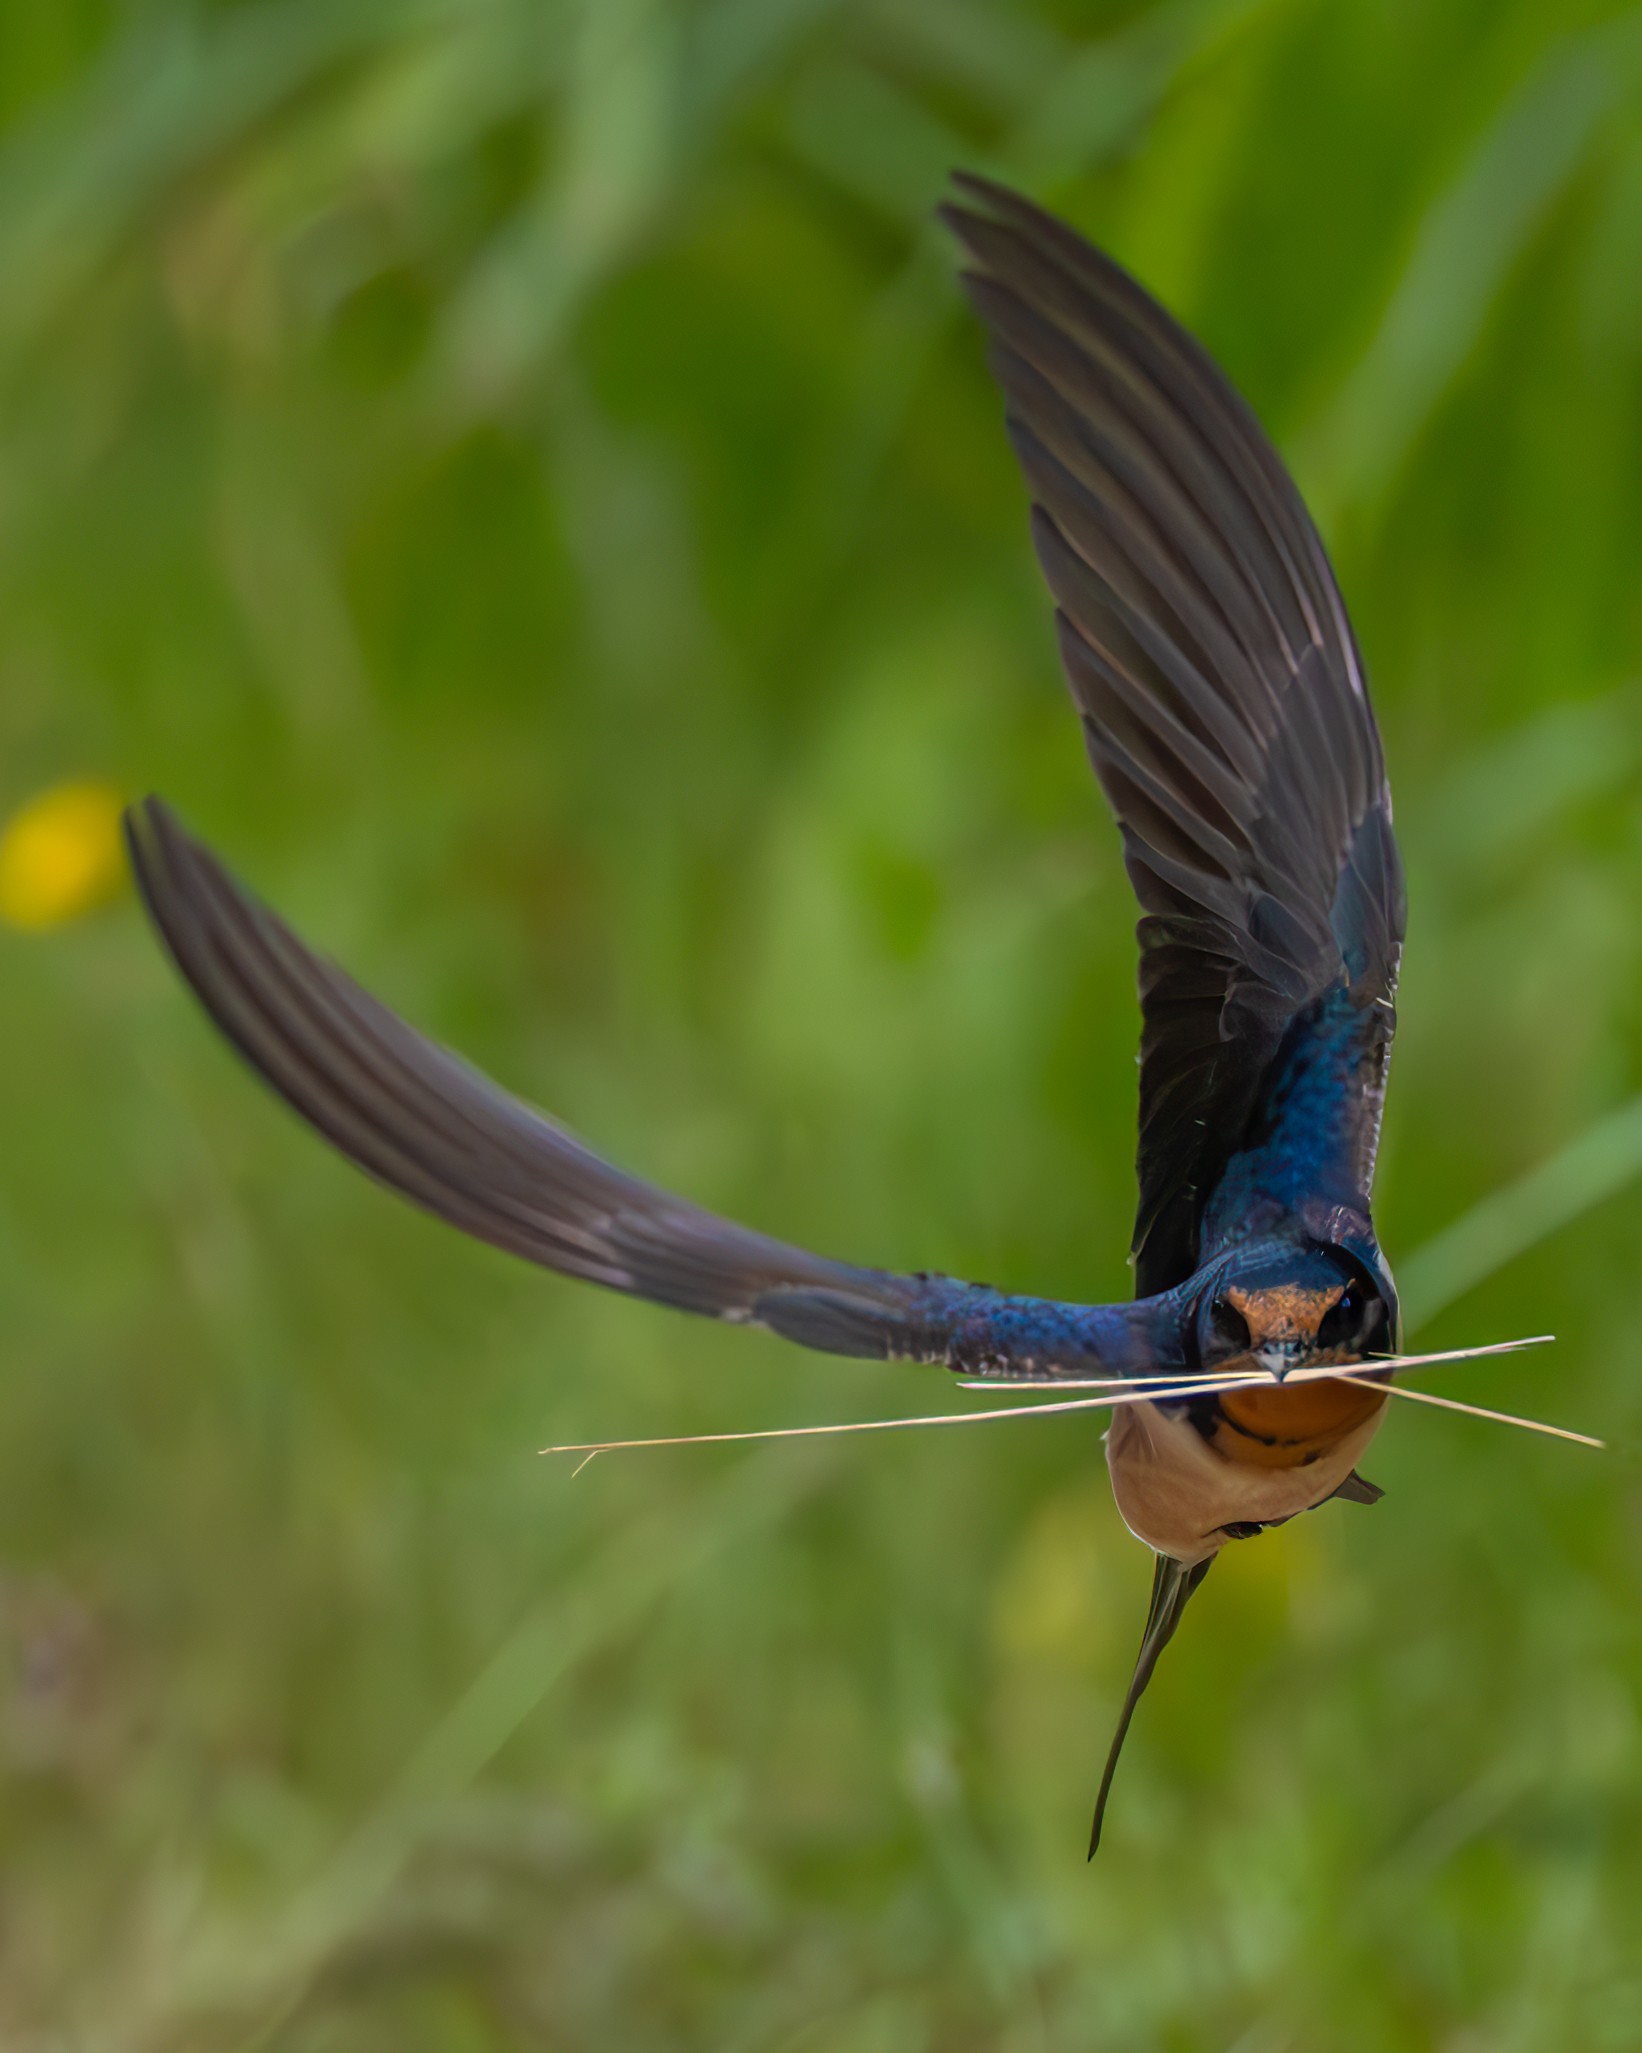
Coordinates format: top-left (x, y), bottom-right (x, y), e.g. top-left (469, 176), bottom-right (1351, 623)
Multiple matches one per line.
top-left (945, 168), bottom-right (1030, 218)
top-left (123, 791), bottom-right (200, 899)
top-left (121, 789), bottom-right (161, 874)
top-left (123, 792), bottom-right (197, 961)
top-left (936, 169), bottom-right (1044, 264)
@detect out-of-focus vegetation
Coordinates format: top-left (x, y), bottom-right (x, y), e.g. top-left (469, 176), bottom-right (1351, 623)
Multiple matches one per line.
top-left (5, 0), bottom-right (1642, 2044)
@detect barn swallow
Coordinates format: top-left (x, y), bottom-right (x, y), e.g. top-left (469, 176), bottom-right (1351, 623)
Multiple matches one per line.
top-left (124, 173), bottom-right (1405, 1854)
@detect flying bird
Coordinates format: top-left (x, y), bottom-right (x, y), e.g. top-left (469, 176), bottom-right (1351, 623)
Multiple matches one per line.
top-left (127, 174), bottom-right (1410, 1854)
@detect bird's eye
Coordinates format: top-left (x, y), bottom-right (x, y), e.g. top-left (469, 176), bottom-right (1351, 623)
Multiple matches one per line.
top-left (1209, 1297), bottom-right (1251, 1352)
top-left (1316, 1288), bottom-right (1364, 1352)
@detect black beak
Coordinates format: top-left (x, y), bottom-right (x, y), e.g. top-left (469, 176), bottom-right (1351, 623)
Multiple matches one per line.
top-left (1088, 1552), bottom-right (1213, 1858)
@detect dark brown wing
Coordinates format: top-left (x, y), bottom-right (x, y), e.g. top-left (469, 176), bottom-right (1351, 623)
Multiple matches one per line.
top-left (942, 175), bottom-right (1404, 1294)
top-left (125, 798), bottom-right (1172, 1377)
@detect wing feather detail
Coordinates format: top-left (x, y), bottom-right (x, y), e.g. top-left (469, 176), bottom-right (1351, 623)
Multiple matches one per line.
top-left (126, 798), bottom-right (1168, 1380)
top-left (942, 176), bottom-right (1404, 1292)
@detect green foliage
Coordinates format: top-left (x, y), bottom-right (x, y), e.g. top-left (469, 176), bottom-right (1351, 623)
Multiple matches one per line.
top-left (4, 0), bottom-right (1642, 2044)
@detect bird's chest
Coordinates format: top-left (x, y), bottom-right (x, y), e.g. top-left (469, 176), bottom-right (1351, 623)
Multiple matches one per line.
top-left (1104, 1388), bottom-right (1386, 1564)
top-left (1208, 1373), bottom-right (1386, 1465)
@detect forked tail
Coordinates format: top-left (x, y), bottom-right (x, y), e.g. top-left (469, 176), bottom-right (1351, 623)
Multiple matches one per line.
top-left (1089, 1552), bottom-right (1212, 1858)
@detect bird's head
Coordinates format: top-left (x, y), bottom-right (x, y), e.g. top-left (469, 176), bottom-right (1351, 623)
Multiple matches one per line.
top-left (1196, 1239), bottom-right (1397, 1380)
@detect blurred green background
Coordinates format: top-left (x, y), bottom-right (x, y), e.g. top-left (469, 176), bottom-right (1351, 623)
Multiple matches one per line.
top-left (5, 0), bottom-right (1642, 2045)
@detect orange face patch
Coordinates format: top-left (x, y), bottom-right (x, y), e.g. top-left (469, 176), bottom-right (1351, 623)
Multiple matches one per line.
top-left (1225, 1282), bottom-right (1343, 1347)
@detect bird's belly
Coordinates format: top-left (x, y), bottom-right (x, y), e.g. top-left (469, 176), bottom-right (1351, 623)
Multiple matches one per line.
top-left (1105, 1391), bottom-right (1386, 1565)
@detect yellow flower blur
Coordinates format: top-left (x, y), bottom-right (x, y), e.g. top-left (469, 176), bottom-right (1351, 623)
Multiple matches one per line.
top-left (0, 781), bottom-right (127, 931)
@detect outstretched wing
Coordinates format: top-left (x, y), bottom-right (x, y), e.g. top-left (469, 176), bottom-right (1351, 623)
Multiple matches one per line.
top-left (126, 798), bottom-right (1172, 1380)
top-left (942, 176), bottom-right (1404, 1296)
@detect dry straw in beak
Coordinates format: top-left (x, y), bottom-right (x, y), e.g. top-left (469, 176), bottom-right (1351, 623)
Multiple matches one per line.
top-left (544, 1333), bottom-right (1603, 1467)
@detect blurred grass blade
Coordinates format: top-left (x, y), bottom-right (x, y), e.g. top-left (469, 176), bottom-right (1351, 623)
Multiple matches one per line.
top-left (158, 1449), bottom-right (826, 2047)
top-left (1400, 1093), bottom-right (1642, 1332)
top-left (0, 0), bottom-right (467, 366)
top-left (1302, 11), bottom-right (1642, 523)
top-left (1410, 683), bottom-right (1642, 886)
